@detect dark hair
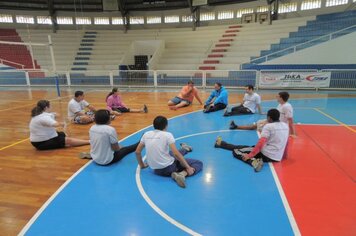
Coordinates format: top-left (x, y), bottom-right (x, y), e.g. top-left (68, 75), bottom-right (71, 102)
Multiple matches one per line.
top-left (153, 116), bottom-right (168, 130)
top-left (278, 91), bottom-right (290, 102)
top-left (267, 109), bottom-right (280, 122)
top-left (31, 100), bottom-right (50, 117)
top-left (187, 80), bottom-right (194, 85)
top-left (95, 109), bottom-right (111, 125)
top-left (215, 82), bottom-right (222, 87)
top-left (246, 85), bottom-right (254, 90)
top-left (106, 87), bottom-right (118, 101)
top-left (75, 91), bottom-right (84, 98)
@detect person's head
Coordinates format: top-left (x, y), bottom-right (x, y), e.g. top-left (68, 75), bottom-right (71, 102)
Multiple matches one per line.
top-left (106, 87), bottom-right (119, 101)
top-left (153, 116), bottom-right (168, 131)
top-left (244, 85), bottom-right (254, 94)
top-left (277, 91), bottom-right (290, 103)
top-left (267, 109), bottom-right (280, 123)
top-left (214, 82), bottom-right (222, 91)
top-left (94, 109), bottom-right (111, 125)
top-left (31, 100), bottom-right (50, 117)
top-left (187, 80), bottom-right (194, 88)
top-left (74, 91), bottom-right (84, 101)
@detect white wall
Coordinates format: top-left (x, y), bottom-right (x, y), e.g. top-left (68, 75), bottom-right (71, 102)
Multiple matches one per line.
top-left (263, 31), bottom-right (356, 64)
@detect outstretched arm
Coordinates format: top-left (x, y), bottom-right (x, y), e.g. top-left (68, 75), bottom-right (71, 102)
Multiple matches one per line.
top-left (135, 142), bottom-right (148, 169)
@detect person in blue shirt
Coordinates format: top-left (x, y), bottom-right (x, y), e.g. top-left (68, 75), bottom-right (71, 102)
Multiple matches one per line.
top-left (203, 82), bottom-right (229, 113)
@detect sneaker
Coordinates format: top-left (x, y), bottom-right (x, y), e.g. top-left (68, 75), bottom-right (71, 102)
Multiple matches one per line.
top-left (171, 172), bottom-right (186, 188)
top-left (223, 111), bottom-right (231, 117)
top-left (229, 120), bottom-right (238, 130)
top-left (110, 115), bottom-right (116, 120)
top-left (214, 136), bottom-right (222, 148)
top-left (180, 143), bottom-right (192, 152)
top-left (143, 104), bottom-right (148, 113)
top-left (78, 152), bottom-right (92, 159)
top-left (251, 158), bottom-right (263, 172)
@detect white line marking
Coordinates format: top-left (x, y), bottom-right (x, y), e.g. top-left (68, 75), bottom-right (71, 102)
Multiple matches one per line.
top-left (256, 131), bottom-right (301, 236)
top-left (18, 109), bottom-right (203, 235)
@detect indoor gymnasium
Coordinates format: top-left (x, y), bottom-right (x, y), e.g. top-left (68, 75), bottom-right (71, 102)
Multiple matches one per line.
top-left (0, 0), bottom-right (355, 235)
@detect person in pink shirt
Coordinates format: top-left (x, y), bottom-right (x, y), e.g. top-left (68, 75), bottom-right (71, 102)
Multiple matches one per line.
top-left (168, 80), bottom-right (203, 110)
top-left (106, 88), bottom-right (148, 114)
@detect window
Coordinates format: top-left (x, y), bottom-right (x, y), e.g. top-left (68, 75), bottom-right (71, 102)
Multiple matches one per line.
top-left (76, 17), bottom-right (91, 25)
top-left (37, 16), bottom-right (52, 25)
top-left (236, 8), bottom-right (254, 18)
top-left (278, 3), bottom-right (298, 13)
top-left (147, 16), bottom-right (161, 24)
top-left (94, 17), bottom-right (109, 25)
top-left (182, 15), bottom-right (193, 22)
top-left (130, 16), bottom-right (144, 25)
top-left (217, 10), bottom-right (234, 20)
top-left (200, 12), bottom-right (215, 21)
top-left (164, 15), bottom-right (179, 23)
top-left (326, 0), bottom-right (348, 7)
top-left (0, 14), bottom-right (13, 23)
top-left (301, 0), bottom-right (321, 10)
top-left (112, 17), bottom-right (124, 25)
top-left (57, 16), bottom-right (73, 25)
top-left (257, 6), bottom-right (269, 13)
top-left (16, 15), bottom-right (34, 24)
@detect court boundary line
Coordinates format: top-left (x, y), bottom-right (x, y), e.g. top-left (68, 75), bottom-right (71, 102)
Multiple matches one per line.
top-left (18, 110), bottom-right (202, 235)
top-left (257, 132), bottom-right (301, 236)
top-left (314, 108), bottom-right (356, 133)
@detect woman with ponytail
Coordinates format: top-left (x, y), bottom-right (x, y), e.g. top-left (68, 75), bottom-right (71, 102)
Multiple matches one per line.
top-left (30, 100), bottom-right (90, 150)
top-left (106, 87), bottom-right (148, 114)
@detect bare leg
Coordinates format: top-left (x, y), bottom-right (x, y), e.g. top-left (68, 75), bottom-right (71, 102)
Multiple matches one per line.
top-left (65, 137), bottom-right (90, 147)
top-left (168, 100), bottom-right (176, 106)
top-left (129, 108), bottom-right (144, 113)
top-left (236, 124), bottom-right (257, 130)
top-left (170, 101), bottom-right (189, 110)
top-left (110, 110), bottom-right (122, 116)
top-left (79, 115), bottom-right (94, 124)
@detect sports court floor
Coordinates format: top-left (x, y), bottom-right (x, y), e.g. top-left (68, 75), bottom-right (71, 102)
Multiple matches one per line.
top-left (0, 88), bottom-right (355, 236)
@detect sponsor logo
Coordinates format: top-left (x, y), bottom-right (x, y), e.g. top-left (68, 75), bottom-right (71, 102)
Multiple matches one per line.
top-left (306, 75), bottom-right (328, 81)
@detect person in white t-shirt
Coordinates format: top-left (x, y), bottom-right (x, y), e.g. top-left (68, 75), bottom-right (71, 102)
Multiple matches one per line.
top-left (135, 116), bottom-right (203, 188)
top-left (229, 91), bottom-right (296, 136)
top-left (68, 91), bottom-right (96, 124)
top-left (224, 85), bottom-right (262, 116)
top-left (79, 109), bottom-right (139, 165)
top-left (30, 100), bottom-right (90, 150)
top-left (215, 109), bottom-right (289, 172)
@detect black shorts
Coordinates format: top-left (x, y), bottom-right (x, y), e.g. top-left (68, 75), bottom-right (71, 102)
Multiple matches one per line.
top-left (113, 107), bottom-right (130, 113)
top-left (31, 132), bottom-right (66, 150)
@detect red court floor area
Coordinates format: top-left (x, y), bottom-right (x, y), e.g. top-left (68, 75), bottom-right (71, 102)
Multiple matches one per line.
top-left (274, 125), bottom-right (356, 236)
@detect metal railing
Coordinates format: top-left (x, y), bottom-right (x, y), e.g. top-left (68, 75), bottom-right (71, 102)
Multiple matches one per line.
top-left (244, 24), bottom-right (356, 66)
top-left (0, 58), bottom-right (25, 69)
top-left (0, 69), bottom-right (356, 90)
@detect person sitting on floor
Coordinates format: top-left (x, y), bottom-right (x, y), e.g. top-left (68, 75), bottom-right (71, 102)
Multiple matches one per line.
top-left (30, 100), bottom-right (90, 150)
top-left (106, 87), bottom-right (147, 114)
top-left (135, 116), bottom-right (203, 188)
top-left (224, 85), bottom-right (262, 116)
top-left (167, 80), bottom-right (203, 110)
top-left (229, 91), bottom-right (296, 136)
top-left (215, 109), bottom-right (289, 172)
top-left (79, 109), bottom-right (140, 165)
top-left (203, 82), bottom-right (228, 113)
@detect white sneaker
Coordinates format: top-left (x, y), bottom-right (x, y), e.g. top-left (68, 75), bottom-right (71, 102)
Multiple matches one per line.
top-left (251, 158), bottom-right (263, 172)
top-left (171, 172), bottom-right (186, 188)
top-left (180, 143), bottom-right (192, 152)
top-left (78, 152), bottom-right (92, 159)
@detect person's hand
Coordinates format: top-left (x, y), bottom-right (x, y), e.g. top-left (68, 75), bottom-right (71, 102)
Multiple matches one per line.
top-left (186, 166), bottom-right (195, 176)
top-left (290, 134), bottom-right (297, 139)
top-left (242, 153), bottom-right (250, 161)
top-left (140, 163), bottom-right (149, 169)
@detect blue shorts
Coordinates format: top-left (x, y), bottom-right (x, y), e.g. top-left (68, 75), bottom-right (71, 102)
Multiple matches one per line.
top-left (170, 96), bottom-right (191, 105)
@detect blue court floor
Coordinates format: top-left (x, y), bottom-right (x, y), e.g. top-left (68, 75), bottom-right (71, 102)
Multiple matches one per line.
top-left (21, 97), bottom-right (356, 236)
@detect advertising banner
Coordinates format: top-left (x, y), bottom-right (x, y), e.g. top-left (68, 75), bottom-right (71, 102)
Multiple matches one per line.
top-left (259, 71), bottom-right (331, 88)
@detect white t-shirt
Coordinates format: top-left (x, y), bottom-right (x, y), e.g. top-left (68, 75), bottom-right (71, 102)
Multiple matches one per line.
top-left (277, 102), bottom-right (293, 124)
top-left (260, 122), bottom-right (289, 161)
top-left (89, 124), bottom-right (118, 165)
top-left (140, 130), bottom-right (175, 169)
top-left (29, 112), bottom-right (58, 142)
top-left (68, 98), bottom-right (89, 119)
top-left (243, 93), bottom-right (261, 113)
